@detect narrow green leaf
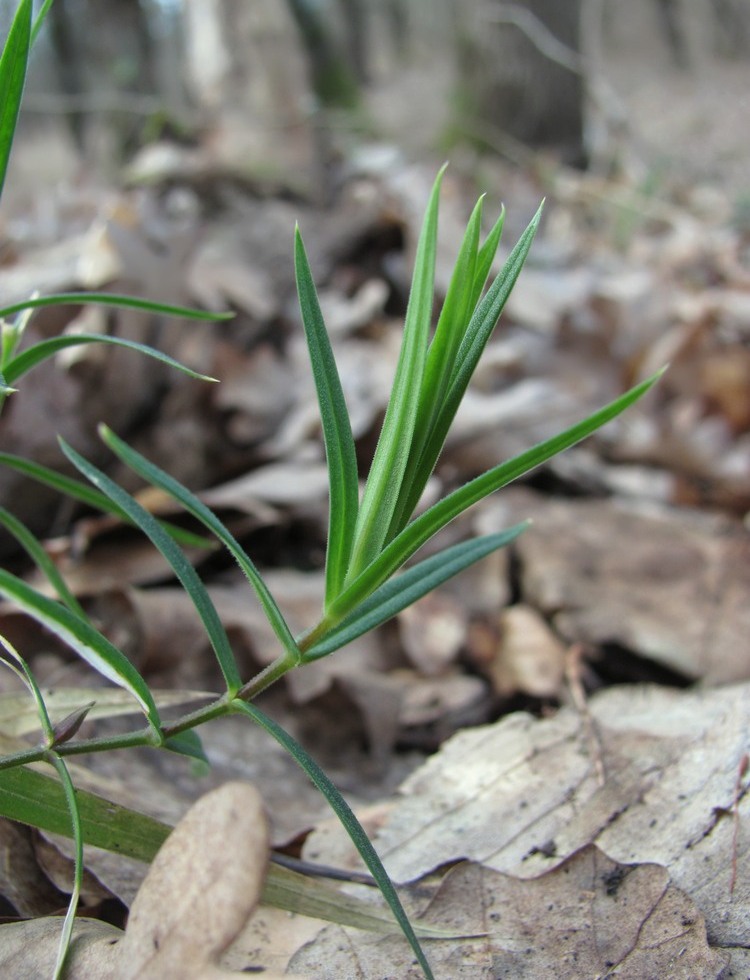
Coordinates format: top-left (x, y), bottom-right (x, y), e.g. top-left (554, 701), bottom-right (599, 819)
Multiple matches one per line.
top-left (47, 753), bottom-right (82, 980)
top-left (328, 370), bottom-right (664, 622)
top-left (163, 729), bottom-right (208, 765)
top-left (0, 569), bottom-right (161, 730)
top-left (0, 764), bottom-right (169, 862)
top-left (0, 452), bottom-right (214, 550)
top-left (386, 196), bottom-right (485, 541)
top-left (0, 0), bottom-right (31, 198)
top-left (303, 523), bottom-right (528, 660)
top-left (0, 765), bottom-right (450, 938)
top-left (98, 425), bottom-right (301, 665)
top-left (31, 0), bottom-right (55, 46)
top-left (60, 439), bottom-right (242, 694)
top-left (3, 334), bottom-right (217, 385)
top-left (232, 699), bottom-right (435, 980)
top-left (0, 507), bottom-right (87, 619)
top-left (0, 633), bottom-right (55, 743)
top-left (388, 205), bottom-right (542, 536)
top-left (0, 292), bottom-right (233, 322)
top-left (345, 166), bottom-right (446, 584)
top-left (469, 206), bottom-right (506, 311)
top-left (294, 227), bottom-right (359, 603)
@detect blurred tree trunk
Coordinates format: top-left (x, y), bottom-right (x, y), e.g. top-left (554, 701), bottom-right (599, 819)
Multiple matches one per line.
top-left (45, 0), bottom-right (158, 157)
top-left (181, 0), bottom-right (323, 196)
top-left (458, 0), bottom-right (586, 166)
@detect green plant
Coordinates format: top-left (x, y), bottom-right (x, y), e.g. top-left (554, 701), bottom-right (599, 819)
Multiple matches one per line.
top-left (0, 2), bottom-right (664, 977)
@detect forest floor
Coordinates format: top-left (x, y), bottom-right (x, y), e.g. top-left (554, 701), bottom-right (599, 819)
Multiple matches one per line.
top-left (0, 16), bottom-right (748, 977)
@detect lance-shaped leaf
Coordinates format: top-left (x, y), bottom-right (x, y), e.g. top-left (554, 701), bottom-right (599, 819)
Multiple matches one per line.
top-left (384, 197), bottom-right (485, 542)
top-left (3, 333), bottom-right (217, 385)
top-left (232, 698), bottom-right (435, 980)
top-left (0, 764), bottom-right (451, 938)
top-left (60, 439), bottom-right (242, 694)
top-left (0, 452), bottom-right (212, 549)
top-left (345, 167), bottom-right (445, 584)
top-left (295, 227), bottom-right (359, 603)
top-left (0, 292), bottom-right (233, 323)
top-left (0, 569), bottom-right (161, 730)
top-left (0, 0), bottom-right (31, 198)
top-left (327, 370), bottom-right (664, 623)
top-left (98, 425), bottom-right (301, 665)
top-left (387, 205), bottom-right (542, 539)
top-left (0, 507), bottom-right (87, 619)
top-left (302, 523), bottom-right (528, 660)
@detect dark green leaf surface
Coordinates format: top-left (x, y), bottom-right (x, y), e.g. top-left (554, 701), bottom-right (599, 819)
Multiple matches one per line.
top-left (0, 292), bottom-right (233, 322)
top-left (232, 699), bottom-right (435, 980)
top-left (304, 523), bottom-right (528, 659)
top-left (0, 569), bottom-right (161, 729)
top-left (295, 227), bottom-right (359, 603)
top-left (99, 426), bottom-right (301, 665)
top-left (60, 440), bottom-right (242, 694)
top-left (3, 334), bottom-right (217, 385)
top-left (328, 370), bottom-right (663, 622)
top-left (0, 0), bottom-right (31, 198)
top-left (345, 167), bottom-right (446, 583)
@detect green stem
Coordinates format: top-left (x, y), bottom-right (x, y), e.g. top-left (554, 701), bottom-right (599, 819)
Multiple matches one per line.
top-left (235, 653), bottom-right (298, 702)
top-left (159, 695), bottom-right (232, 738)
top-left (296, 616), bottom-right (335, 657)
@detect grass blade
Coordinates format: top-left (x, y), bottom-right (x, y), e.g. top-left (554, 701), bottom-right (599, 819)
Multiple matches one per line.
top-left (232, 699), bottom-right (435, 980)
top-left (60, 439), bottom-right (242, 694)
top-left (0, 569), bottom-right (161, 730)
top-left (328, 369), bottom-right (664, 622)
top-left (345, 166), bottom-right (446, 583)
top-left (0, 0), bottom-right (31, 198)
top-left (294, 227), bottom-right (359, 603)
top-left (3, 334), bottom-right (217, 385)
top-left (0, 292), bottom-right (233, 322)
top-left (98, 425), bottom-right (301, 664)
top-left (302, 523), bottom-right (528, 660)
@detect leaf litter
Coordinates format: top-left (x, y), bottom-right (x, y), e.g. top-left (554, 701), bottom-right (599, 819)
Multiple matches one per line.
top-left (0, 143), bottom-right (749, 976)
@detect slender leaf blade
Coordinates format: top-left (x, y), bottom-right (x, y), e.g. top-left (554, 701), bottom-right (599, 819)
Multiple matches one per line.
top-left (60, 439), bottom-right (242, 694)
top-left (0, 569), bottom-right (161, 729)
top-left (328, 370), bottom-right (665, 622)
top-left (295, 227), bottom-right (359, 603)
top-left (0, 452), bottom-right (213, 549)
top-left (0, 0), bottom-right (31, 198)
top-left (469, 206), bottom-right (506, 312)
top-left (389, 206), bottom-right (542, 535)
top-left (386, 197), bottom-right (484, 542)
top-left (0, 764), bottom-right (449, 938)
top-left (0, 507), bottom-right (87, 618)
top-left (346, 166), bottom-right (446, 583)
top-left (232, 699), bottom-right (435, 980)
top-left (0, 292), bottom-right (233, 322)
top-left (48, 753), bottom-right (82, 980)
top-left (303, 523), bottom-right (528, 660)
top-left (4, 334), bottom-right (217, 385)
top-left (97, 425), bottom-right (301, 664)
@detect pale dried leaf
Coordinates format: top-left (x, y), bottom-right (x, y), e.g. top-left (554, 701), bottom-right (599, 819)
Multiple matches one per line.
top-left (290, 848), bottom-right (727, 979)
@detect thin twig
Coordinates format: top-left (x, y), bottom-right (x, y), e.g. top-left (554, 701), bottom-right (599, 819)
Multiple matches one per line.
top-left (565, 643), bottom-right (605, 788)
